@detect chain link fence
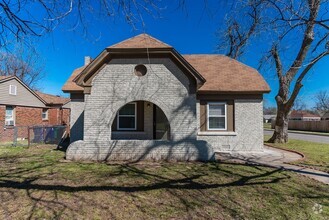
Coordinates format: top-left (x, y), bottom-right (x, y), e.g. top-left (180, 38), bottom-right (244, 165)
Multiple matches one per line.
top-left (0, 125), bottom-right (67, 147)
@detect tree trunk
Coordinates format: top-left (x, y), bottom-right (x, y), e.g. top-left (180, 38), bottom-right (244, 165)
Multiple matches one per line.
top-left (268, 106), bottom-right (290, 143)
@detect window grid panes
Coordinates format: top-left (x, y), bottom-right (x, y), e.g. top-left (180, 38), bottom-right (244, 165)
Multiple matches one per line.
top-left (5, 106), bottom-right (14, 125)
top-left (117, 103), bottom-right (136, 130)
top-left (42, 109), bottom-right (48, 120)
top-left (207, 103), bottom-right (226, 130)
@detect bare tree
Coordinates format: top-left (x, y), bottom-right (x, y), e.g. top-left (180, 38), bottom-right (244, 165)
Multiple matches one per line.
top-left (0, 0), bottom-right (171, 87)
top-left (0, 45), bottom-right (44, 88)
top-left (263, 106), bottom-right (277, 114)
top-left (292, 98), bottom-right (307, 112)
top-left (315, 90), bottom-right (329, 113)
top-left (219, 0), bottom-right (329, 143)
top-left (218, 0), bottom-right (262, 59)
top-left (0, 0), bottom-right (176, 46)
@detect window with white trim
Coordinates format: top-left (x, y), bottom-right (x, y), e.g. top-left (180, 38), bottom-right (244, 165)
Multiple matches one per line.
top-left (117, 103), bottom-right (136, 130)
top-left (42, 109), bottom-right (48, 120)
top-left (5, 106), bottom-right (15, 126)
top-left (9, 85), bottom-right (17, 95)
top-left (207, 102), bottom-right (227, 130)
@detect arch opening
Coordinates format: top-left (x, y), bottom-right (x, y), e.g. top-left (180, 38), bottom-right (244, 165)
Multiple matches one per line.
top-left (111, 101), bottom-right (171, 140)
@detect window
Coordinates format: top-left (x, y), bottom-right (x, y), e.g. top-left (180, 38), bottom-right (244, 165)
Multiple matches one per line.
top-left (5, 106), bottom-right (15, 126)
top-left (42, 109), bottom-right (48, 120)
top-left (134, 64), bottom-right (147, 76)
top-left (207, 102), bottom-right (227, 130)
top-left (117, 103), bottom-right (136, 130)
top-left (9, 85), bottom-right (17, 95)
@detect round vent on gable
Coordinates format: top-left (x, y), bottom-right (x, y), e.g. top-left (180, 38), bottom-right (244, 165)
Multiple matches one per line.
top-left (134, 64), bottom-right (147, 76)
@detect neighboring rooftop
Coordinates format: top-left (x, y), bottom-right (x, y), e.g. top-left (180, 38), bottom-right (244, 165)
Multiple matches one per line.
top-left (0, 75), bottom-right (13, 81)
top-left (35, 91), bottom-right (70, 105)
top-left (264, 114), bottom-right (276, 120)
top-left (1, 75), bottom-right (70, 105)
top-left (290, 110), bottom-right (321, 118)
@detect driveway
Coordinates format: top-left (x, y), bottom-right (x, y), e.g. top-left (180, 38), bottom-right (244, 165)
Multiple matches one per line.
top-left (264, 130), bottom-right (329, 144)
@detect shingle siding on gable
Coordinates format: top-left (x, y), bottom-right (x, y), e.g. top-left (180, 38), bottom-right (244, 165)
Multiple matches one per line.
top-left (0, 78), bottom-right (45, 108)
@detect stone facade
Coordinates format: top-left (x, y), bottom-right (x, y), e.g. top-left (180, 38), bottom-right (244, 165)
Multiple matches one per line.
top-left (66, 58), bottom-right (264, 161)
top-left (70, 100), bottom-right (85, 142)
top-left (67, 58), bottom-right (214, 161)
top-left (196, 99), bottom-right (264, 152)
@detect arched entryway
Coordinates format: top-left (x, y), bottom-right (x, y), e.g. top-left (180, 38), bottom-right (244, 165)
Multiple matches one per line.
top-left (111, 101), bottom-right (170, 140)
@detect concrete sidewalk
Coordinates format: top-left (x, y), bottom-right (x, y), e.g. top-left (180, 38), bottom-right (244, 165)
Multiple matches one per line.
top-left (217, 146), bottom-right (329, 185)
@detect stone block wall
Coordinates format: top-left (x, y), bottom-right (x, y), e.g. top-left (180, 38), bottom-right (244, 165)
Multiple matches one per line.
top-left (66, 58), bottom-right (264, 161)
top-left (67, 58), bottom-right (215, 161)
top-left (70, 100), bottom-right (84, 142)
top-left (197, 99), bottom-right (264, 152)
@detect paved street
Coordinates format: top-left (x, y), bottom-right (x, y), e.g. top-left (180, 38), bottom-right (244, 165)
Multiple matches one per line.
top-left (264, 130), bottom-right (329, 144)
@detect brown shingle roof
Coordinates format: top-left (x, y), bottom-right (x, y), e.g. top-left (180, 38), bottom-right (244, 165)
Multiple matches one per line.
top-left (183, 55), bottom-right (270, 93)
top-left (62, 55), bottom-right (270, 94)
top-left (109, 34), bottom-right (172, 49)
top-left (62, 66), bottom-right (85, 92)
top-left (62, 35), bottom-right (270, 94)
top-left (35, 91), bottom-right (70, 105)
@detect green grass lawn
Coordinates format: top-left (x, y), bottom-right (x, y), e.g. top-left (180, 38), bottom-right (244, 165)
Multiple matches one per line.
top-left (0, 145), bottom-right (328, 219)
top-left (265, 135), bottom-right (329, 173)
top-left (263, 123), bottom-right (272, 129)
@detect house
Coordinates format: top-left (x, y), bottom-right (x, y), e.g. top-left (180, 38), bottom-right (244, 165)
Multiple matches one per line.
top-left (321, 112), bottom-right (329, 120)
top-left (62, 34), bottom-right (270, 161)
top-left (289, 110), bottom-right (321, 121)
top-left (0, 75), bottom-right (70, 142)
top-left (263, 114), bottom-right (276, 123)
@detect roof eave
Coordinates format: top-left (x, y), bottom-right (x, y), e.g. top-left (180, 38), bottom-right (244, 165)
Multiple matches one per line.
top-left (197, 89), bottom-right (271, 95)
top-left (75, 47), bottom-right (207, 94)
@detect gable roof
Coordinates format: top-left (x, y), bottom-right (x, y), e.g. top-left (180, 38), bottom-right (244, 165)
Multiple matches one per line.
top-left (109, 34), bottom-right (172, 49)
top-left (0, 75), bottom-right (69, 106)
top-left (62, 34), bottom-right (270, 94)
top-left (183, 55), bottom-right (270, 93)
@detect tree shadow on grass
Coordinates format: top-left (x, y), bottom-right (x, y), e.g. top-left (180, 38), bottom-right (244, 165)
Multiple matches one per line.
top-left (0, 159), bottom-right (328, 219)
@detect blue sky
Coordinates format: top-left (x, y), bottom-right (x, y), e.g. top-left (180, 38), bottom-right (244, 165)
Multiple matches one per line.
top-left (32, 1), bottom-right (328, 108)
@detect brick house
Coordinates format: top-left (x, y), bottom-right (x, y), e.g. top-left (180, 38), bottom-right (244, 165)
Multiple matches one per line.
top-left (0, 75), bottom-right (70, 142)
top-left (62, 34), bottom-right (270, 161)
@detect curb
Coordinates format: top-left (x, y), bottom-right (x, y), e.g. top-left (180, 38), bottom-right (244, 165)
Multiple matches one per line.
top-left (264, 128), bottom-right (329, 137)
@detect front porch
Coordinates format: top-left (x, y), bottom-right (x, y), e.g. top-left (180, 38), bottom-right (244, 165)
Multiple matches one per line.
top-left (111, 101), bottom-right (171, 141)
